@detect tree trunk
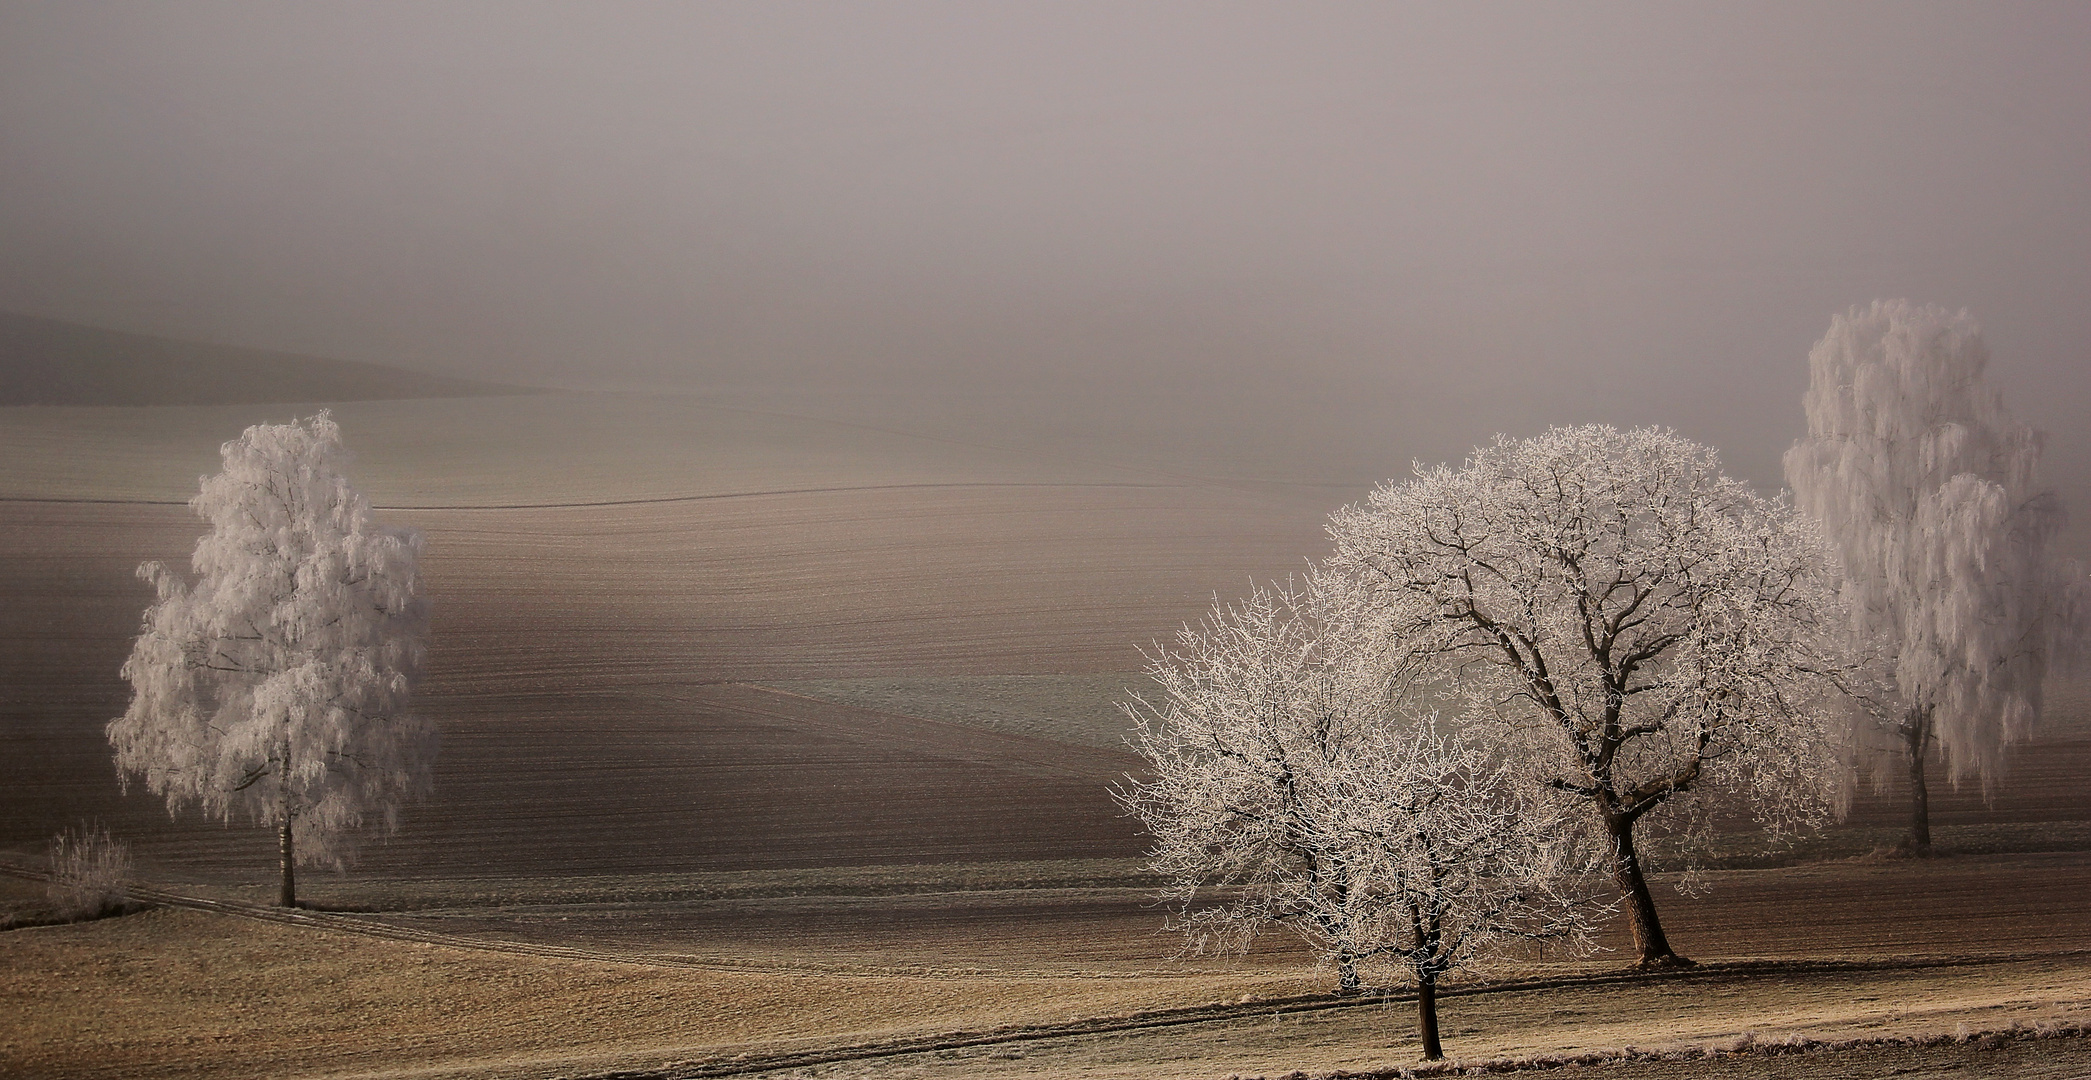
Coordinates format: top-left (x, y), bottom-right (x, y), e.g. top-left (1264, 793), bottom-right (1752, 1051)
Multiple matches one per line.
top-left (1608, 816), bottom-right (1689, 967)
top-left (1416, 974), bottom-right (1443, 1060)
top-left (278, 817), bottom-right (297, 908)
top-left (1335, 950), bottom-right (1361, 994)
top-left (1904, 714), bottom-right (1932, 855)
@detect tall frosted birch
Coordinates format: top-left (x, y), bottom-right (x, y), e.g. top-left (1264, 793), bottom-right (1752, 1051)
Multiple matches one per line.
top-left (109, 412), bottom-right (433, 906)
top-left (1328, 426), bottom-right (1847, 968)
top-left (1784, 301), bottom-right (2088, 853)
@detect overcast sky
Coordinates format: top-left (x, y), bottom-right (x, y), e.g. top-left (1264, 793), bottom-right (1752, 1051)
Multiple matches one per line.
top-left (3, 2), bottom-right (2087, 531)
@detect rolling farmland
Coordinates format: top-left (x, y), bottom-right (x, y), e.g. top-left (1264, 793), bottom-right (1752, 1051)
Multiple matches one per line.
top-left (5, 391), bottom-right (2089, 1079)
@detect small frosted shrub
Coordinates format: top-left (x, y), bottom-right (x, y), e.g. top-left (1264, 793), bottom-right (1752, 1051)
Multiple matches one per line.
top-left (46, 825), bottom-right (132, 921)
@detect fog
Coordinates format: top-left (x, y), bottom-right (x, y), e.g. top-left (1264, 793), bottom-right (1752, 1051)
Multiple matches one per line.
top-left (3, 2), bottom-right (2087, 549)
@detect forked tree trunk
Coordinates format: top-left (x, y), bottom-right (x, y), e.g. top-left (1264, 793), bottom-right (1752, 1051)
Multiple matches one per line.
top-left (278, 817), bottom-right (297, 908)
top-left (1417, 974), bottom-right (1443, 1060)
top-left (1335, 951), bottom-right (1361, 994)
top-left (1904, 713), bottom-right (1932, 855)
top-left (1608, 816), bottom-right (1688, 967)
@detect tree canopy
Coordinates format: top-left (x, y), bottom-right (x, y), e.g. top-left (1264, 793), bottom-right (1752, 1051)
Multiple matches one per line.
top-left (1118, 579), bottom-right (1596, 1057)
top-left (109, 411), bottom-right (433, 905)
top-left (1785, 302), bottom-right (2085, 800)
top-left (1327, 425), bottom-right (1847, 965)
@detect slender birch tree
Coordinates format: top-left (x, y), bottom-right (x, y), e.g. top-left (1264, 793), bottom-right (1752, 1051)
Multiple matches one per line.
top-left (109, 412), bottom-right (433, 907)
top-left (1119, 580), bottom-right (1597, 1058)
top-left (1327, 426), bottom-right (1847, 967)
top-left (1784, 301), bottom-right (2088, 853)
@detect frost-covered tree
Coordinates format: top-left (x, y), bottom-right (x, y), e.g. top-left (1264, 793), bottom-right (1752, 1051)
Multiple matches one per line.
top-left (1784, 301), bottom-right (2088, 853)
top-left (1328, 426), bottom-right (1847, 967)
top-left (1337, 717), bottom-right (1600, 1059)
top-left (1118, 581), bottom-right (1597, 1059)
top-left (109, 412), bottom-right (433, 907)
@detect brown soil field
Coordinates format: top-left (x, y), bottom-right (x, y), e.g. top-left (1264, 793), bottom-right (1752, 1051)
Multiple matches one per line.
top-left (356, 851), bottom-right (2091, 973)
top-left (5, 893), bottom-right (2090, 1080)
top-left (0, 903), bottom-right (1315, 1080)
top-left (6, 399), bottom-right (2091, 1078)
top-left (0, 481), bottom-right (1329, 879)
top-left (8, 492), bottom-right (2084, 882)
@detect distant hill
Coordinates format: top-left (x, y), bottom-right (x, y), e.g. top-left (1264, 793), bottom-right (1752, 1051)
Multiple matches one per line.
top-left (0, 313), bottom-right (534, 406)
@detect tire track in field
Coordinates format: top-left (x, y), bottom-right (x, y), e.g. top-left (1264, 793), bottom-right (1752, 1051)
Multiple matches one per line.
top-left (13, 863), bottom-right (2089, 989)
top-left (127, 885), bottom-right (1184, 979)
top-left (1, 865), bottom-right (1201, 979)
top-left (573, 953), bottom-right (2091, 1079)
top-left (608, 1025), bottom-right (2091, 1080)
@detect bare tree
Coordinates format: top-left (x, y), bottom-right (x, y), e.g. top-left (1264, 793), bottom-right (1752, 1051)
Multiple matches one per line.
top-left (1784, 301), bottom-right (2089, 853)
top-left (1118, 581), bottom-right (1597, 1059)
top-left (1327, 425), bottom-right (1846, 967)
top-left (108, 412), bottom-right (433, 907)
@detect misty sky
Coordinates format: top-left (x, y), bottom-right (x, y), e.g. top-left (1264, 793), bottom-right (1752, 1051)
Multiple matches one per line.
top-left (3, 2), bottom-right (2087, 528)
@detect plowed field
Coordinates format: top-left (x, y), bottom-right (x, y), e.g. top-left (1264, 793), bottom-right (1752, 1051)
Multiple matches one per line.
top-left (0, 479), bottom-right (1329, 879)
top-left (6, 396), bottom-right (2091, 1078)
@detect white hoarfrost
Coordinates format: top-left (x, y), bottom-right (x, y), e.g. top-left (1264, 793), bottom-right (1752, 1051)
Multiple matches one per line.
top-left (1326, 425), bottom-right (1848, 966)
top-left (1118, 580), bottom-right (1599, 1059)
top-left (1784, 301), bottom-right (2088, 849)
top-left (108, 412), bottom-right (433, 905)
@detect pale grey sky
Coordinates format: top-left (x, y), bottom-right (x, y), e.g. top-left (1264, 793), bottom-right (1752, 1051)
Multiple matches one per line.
top-left (3, 2), bottom-right (2086, 541)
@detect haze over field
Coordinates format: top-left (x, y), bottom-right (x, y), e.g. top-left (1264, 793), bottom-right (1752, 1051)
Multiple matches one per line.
top-left (7, 7), bottom-right (2091, 1078)
top-left (2, 2), bottom-right (2089, 551)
